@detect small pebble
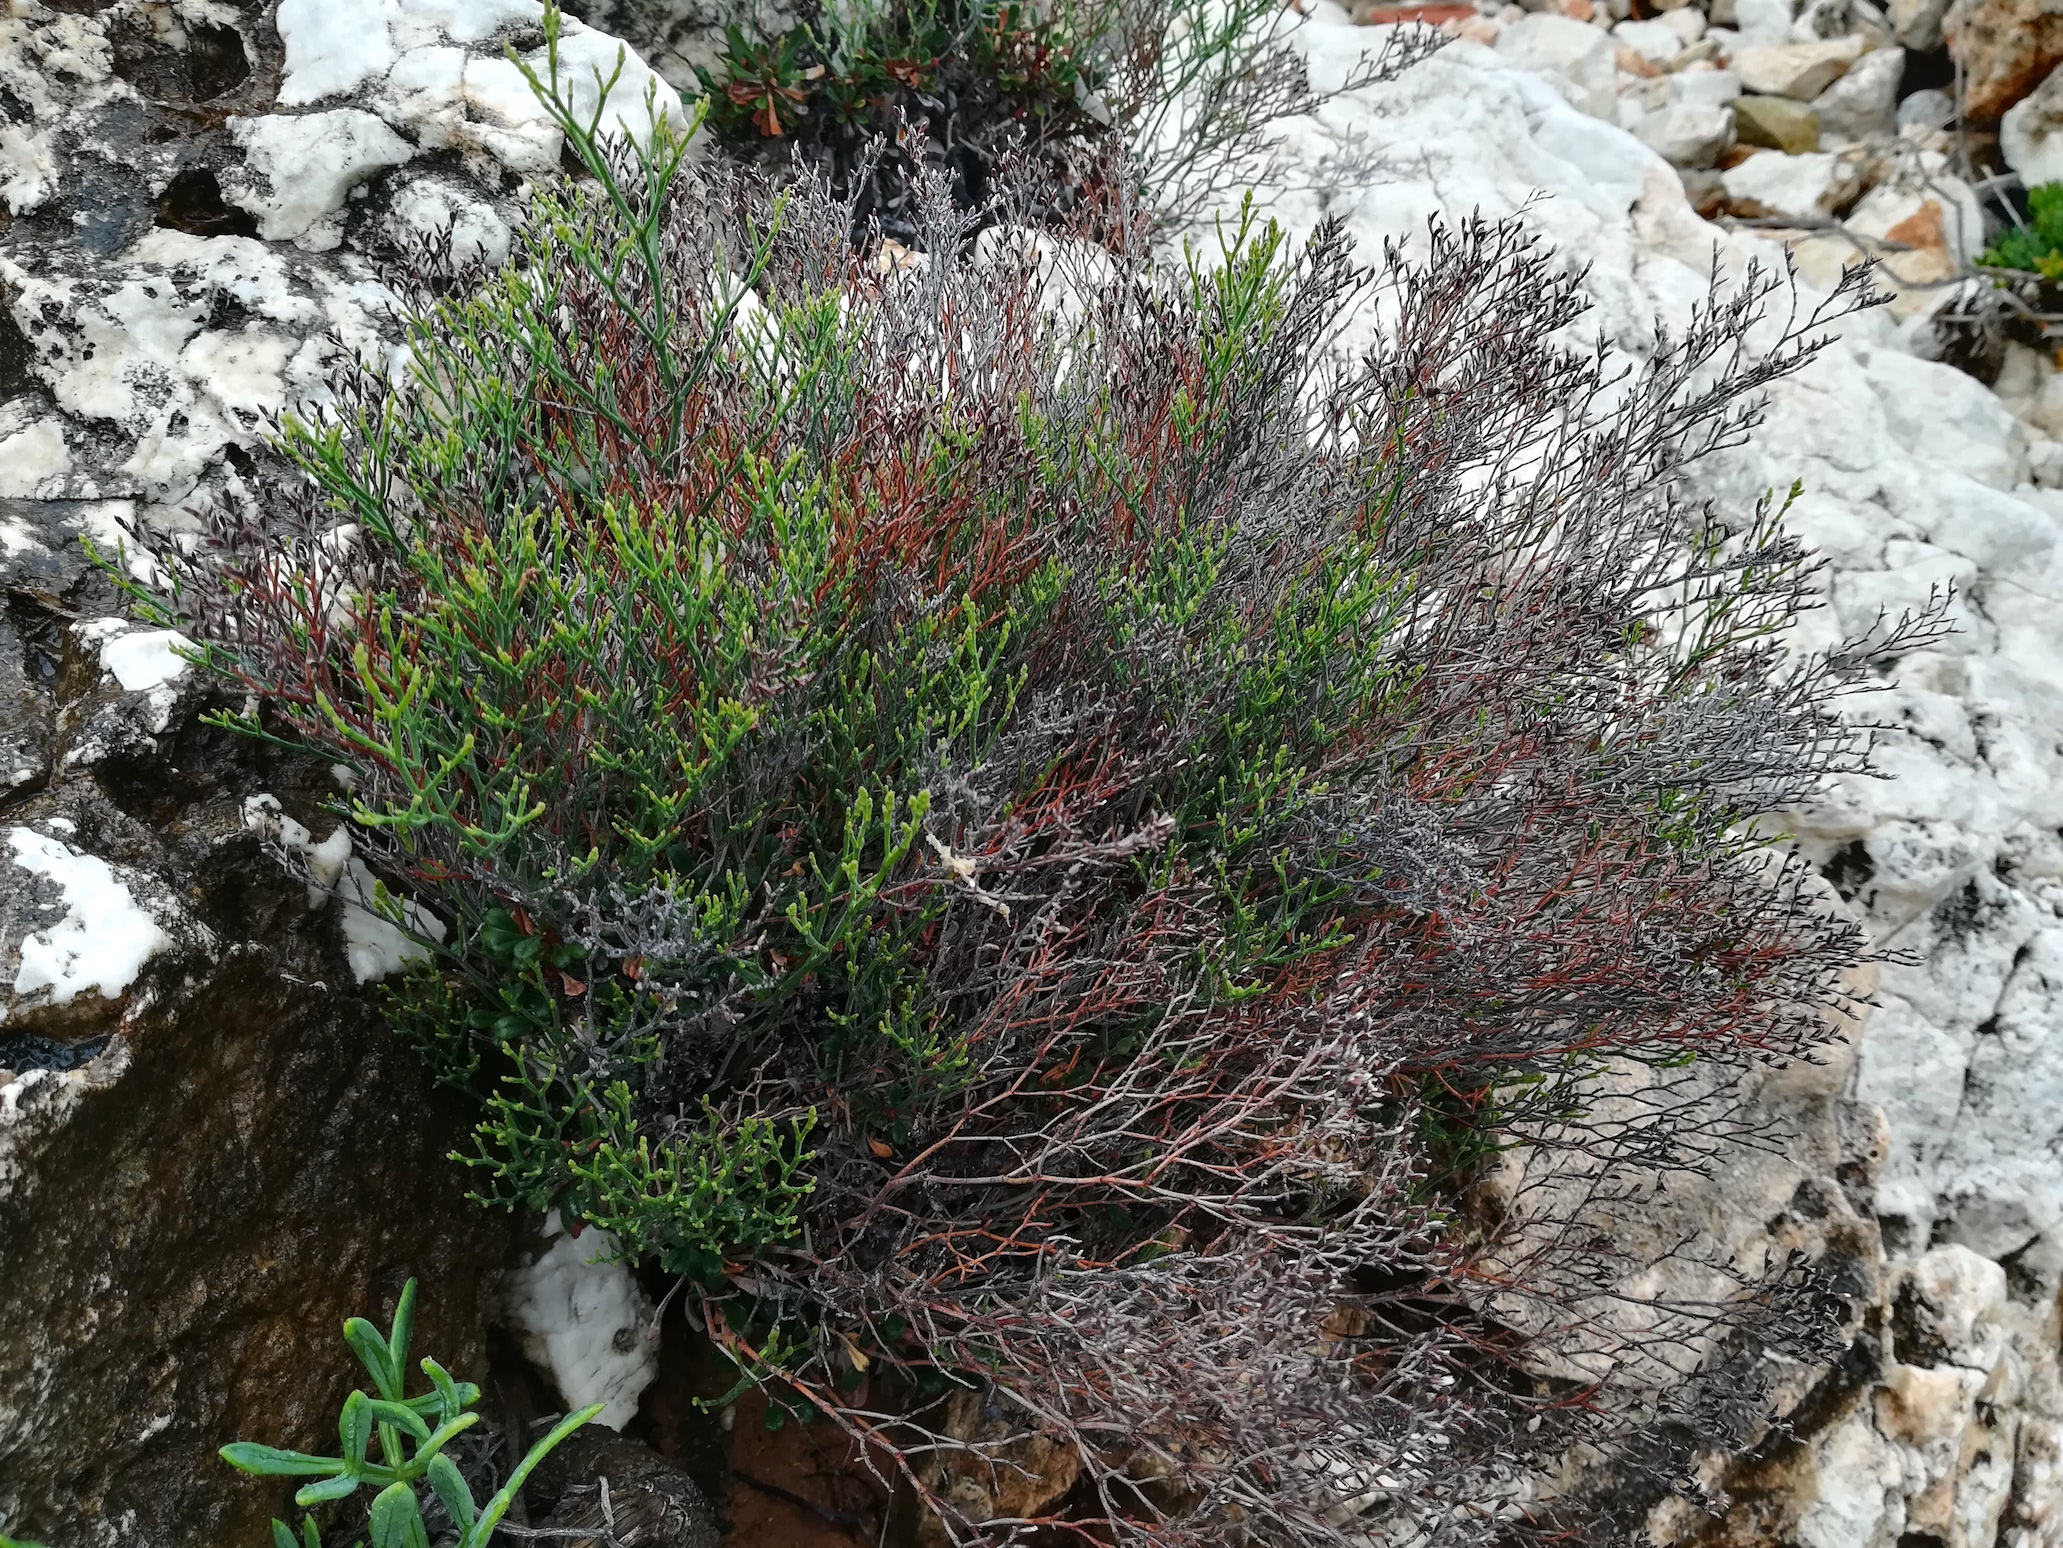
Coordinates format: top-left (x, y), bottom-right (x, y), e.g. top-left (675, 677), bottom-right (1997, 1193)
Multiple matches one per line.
top-left (1896, 87), bottom-right (1954, 132)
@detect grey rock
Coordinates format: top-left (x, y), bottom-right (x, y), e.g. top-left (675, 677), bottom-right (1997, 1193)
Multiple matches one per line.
top-left (1815, 44), bottom-right (1906, 140)
top-left (1789, 0), bottom-right (1860, 36)
top-left (534, 1430), bottom-right (723, 1548)
top-left (1889, 0), bottom-right (1953, 45)
top-left (1634, 102), bottom-right (1738, 165)
top-left (1898, 85), bottom-right (1958, 130)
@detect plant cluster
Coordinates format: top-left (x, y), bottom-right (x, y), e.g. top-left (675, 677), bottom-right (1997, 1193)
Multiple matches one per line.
top-left (220, 1281), bottom-right (601, 1548)
top-left (1978, 180), bottom-right (2063, 279)
top-left (126, 33), bottom-right (1930, 1547)
top-left (688, 0), bottom-right (1427, 235)
top-left (698, 0), bottom-right (1087, 144)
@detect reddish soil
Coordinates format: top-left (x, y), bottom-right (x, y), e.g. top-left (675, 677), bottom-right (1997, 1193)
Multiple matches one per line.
top-left (634, 1293), bottom-right (884, 1548)
top-left (720, 1390), bottom-right (877, 1548)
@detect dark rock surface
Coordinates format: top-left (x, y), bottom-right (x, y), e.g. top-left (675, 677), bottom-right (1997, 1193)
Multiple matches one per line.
top-left (0, 504), bottom-right (510, 1545)
top-left (0, 2), bottom-right (681, 1541)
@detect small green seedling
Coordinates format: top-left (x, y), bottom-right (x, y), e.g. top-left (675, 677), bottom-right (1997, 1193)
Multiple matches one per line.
top-left (1980, 181), bottom-right (2063, 279)
top-left (221, 1279), bottom-right (602, 1548)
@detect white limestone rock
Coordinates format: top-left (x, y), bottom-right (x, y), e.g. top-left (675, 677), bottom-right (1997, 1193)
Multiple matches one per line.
top-left (1613, 17), bottom-right (1684, 62)
top-left (1667, 67), bottom-right (1743, 107)
top-left (240, 796), bottom-right (448, 983)
top-left (1633, 102), bottom-right (1735, 166)
top-left (3, 829), bottom-right (172, 1017)
top-left (1732, 35), bottom-right (1866, 98)
top-left (276, 0), bottom-right (404, 105)
top-left (0, 0), bottom-right (686, 514)
top-left (0, 4), bottom-right (116, 218)
top-left (2002, 64), bottom-right (2063, 189)
top-left (0, 407), bottom-right (73, 502)
top-left (0, 230), bottom-right (381, 503)
top-left (1732, 0), bottom-right (1799, 45)
top-left (499, 1211), bottom-right (660, 1430)
top-left (223, 110), bottom-right (414, 249)
top-left (379, 169), bottom-right (516, 265)
top-left (53, 617), bottom-right (201, 771)
top-left (1493, 14), bottom-right (1621, 119)
top-left (1661, 6), bottom-right (1707, 44)
top-left (1720, 147), bottom-right (1852, 218)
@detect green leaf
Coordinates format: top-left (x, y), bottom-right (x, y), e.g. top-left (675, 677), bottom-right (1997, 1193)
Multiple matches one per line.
top-left (387, 1279), bottom-right (418, 1387)
top-left (369, 1481), bottom-right (430, 1548)
top-left (368, 1398), bottom-right (432, 1443)
top-left (271, 1522), bottom-right (299, 1548)
top-left (341, 1388), bottom-right (374, 1468)
top-left (414, 1353), bottom-right (460, 1428)
top-left (409, 1410), bottom-right (481, 1469)
top-left (462, 1404), bottom-right (604, 1548)
top-left (426, 1453), bottom-right (478, 1531)
top-left (344, 1317), bottom-right (400, 1399)
top-left (399, 1372), bottom-right (479, 1421)
top-left (220, 1442), bottom-right (344, 1477)
top-left (294, 1472), bottom-right (363, 1507)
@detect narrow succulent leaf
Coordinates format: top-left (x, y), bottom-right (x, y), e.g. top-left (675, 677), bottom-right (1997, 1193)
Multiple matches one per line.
top-left (386, 1279), bottom-right (418, 1386)
top-left (399, 1378), bottom-right (479, 1419)
top-left (343, 1318), bottom-right (399, 1398)
top-left (367, 1399), bottom-right (432, 1443)
top-left (340, 1388), bottom-right (373, 1467)
top-left (368, 1481), bottom-right (428, 1548)
top-left (409, 1410), bottom-right (481, 1468)
top-left (419, 1357), bottom-right (461, 1422)
top-left (219, 1443), bottom-right (344, 1477)
top-left (463, 1405), bottom-right (603, 1548)
top-left (426, 1453), bottom-right (477, 1530)
top-left (293, 1473), bottom-right (362, 1507)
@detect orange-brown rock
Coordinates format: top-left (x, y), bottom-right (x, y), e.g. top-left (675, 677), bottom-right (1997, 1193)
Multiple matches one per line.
top-left (1947, 0), bottom-right (2063, 121)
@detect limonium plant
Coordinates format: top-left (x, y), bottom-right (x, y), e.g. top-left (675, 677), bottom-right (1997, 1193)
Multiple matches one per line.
top-left (118, 13), bottom-right (1940, 1543)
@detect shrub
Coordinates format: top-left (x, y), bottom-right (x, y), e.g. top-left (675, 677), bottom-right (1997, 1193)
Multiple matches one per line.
top-left (1978, 180), bottom-right (2063, 278)
top-left (219, 1280), bottom-right (601, 1548)
top-left (124, 31), bottom-right (1931, 1546)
